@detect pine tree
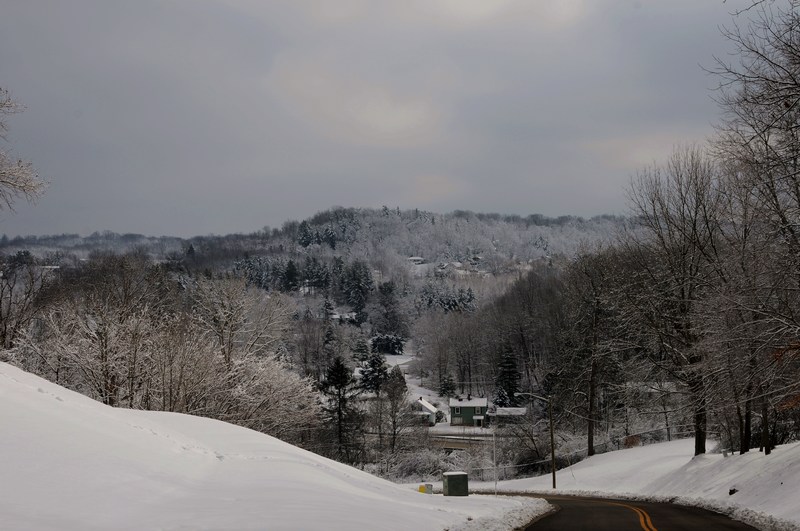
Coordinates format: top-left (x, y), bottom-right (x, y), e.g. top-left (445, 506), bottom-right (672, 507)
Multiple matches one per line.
top-left (321, 297), bottom-right (335, 320)
top-left (322, 325), bottom-right (337, 364)
top-left (439, 373), bottom-right (456, 398)
top-left (371, 333), bottom-right (404, 355)
top-left (494, 347), bottom-right (520, 407)
top-left (282, 260), bottom-right (299, 291)
top-left (384, 365), bottom-right (409, 452)
top-left (374, 281), bottom-right (408, 338)
top-left (351, 337), bottom-right (370, 363)
top-left (360, 351), bottom-right (389, 396)
top-left (298, 220), bottom-right (314, 247)
top-left (302, 257), bottom-right (330, 294)
top-left (323, 226), bottom-right (337, 249)
top-left (321, 356), bottom-right (363, 463)
top-left (341, 260), bottom-right (373, 323)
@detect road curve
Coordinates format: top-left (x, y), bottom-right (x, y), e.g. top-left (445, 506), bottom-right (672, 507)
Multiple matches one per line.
top-left (523, 495), bottom-right (758, 531)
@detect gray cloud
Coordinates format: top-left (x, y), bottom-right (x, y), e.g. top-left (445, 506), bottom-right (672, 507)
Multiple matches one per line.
top-left (0, 0), bottom-right (753, 237)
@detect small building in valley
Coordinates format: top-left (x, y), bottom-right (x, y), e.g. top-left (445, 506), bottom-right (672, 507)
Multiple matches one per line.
top-left (415, 397), bottom-right (439, 426)
top-left (449, 396), bottom-right (489, 427)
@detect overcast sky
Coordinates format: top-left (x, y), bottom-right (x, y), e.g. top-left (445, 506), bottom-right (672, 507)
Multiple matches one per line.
top-left (0, 0), bottom-right (753, 237)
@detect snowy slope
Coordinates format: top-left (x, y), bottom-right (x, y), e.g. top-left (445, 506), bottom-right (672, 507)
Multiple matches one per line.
top-left (475, 438), bottom-right (800, 530)
top-left (0, 362), bottom-right (548, 531)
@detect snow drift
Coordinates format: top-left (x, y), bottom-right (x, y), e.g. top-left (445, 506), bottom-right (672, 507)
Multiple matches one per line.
top-left (479, 438), bottom-right (800, 530)
top-left (0, 362), bottom-right (547, 530)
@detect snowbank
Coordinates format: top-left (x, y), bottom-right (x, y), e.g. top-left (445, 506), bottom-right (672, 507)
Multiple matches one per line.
top-left (0, 362), bottom-right (548, 530)
top-left (472, 438), bottom-right (800, 531)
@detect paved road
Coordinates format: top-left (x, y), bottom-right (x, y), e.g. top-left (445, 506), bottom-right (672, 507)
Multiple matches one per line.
top-left (524, 495), bottom-right (758, 531)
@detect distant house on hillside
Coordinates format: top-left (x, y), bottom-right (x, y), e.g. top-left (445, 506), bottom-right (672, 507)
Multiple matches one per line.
top-left (330, 311), bottom-right (357, 322)
top-left (407, 256), bottom-right (425, 265)
top-left (449, 396), bottom-right (488, 427)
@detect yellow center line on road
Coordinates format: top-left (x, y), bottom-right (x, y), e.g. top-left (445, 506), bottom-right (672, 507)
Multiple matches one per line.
top-left (606, 502), bottom-right (658, 531)
top-left (539, 496), bottom-right (659, 531)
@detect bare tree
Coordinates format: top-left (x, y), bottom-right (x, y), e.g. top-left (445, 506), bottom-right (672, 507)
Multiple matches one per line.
top-left (711, 1), bottom-right (800, 447)
top-left (20, 253), bottom-right (169, 407)
top-left (558, 246), bottom-right (633, 456)
top-left (0, 251), bottom-right (53, 349)
top-left (621, 145), bottom-right (724, 455)
top-left (0, 88), bottom-right (46, 210)
top-left (713, 1), bottom-right (800, 255)
top-left (149, 312), bottom-right (218, 414)
top-left (211, 352), bottom-right (322, 446)
top-left (191, 277), bottom-right (293, 367)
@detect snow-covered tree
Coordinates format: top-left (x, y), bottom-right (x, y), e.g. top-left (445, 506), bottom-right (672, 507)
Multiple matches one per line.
top-left (438, 373), bottom-right (456, 398)
top-left (360, 351), bottom-right (389, 396)
top-left (321, 356), bottom-right (364, 463)
top-left (341, 260), bottom-right (373, 322)
top-left (0, 88), bottom-right (46, 210)
top-left (0, 251), bottom-right (51, 349)
top-left (384, 365), bottom-right (409, 452)
top-left (191, 277), bottom-right (293, 367)
top-left (212, 352), bottom-right (322, 445)
top-left (494, 347), bottom-right (520, 408)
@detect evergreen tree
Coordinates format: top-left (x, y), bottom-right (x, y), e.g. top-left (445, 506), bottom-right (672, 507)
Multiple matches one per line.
top-left (321, 297), bottom-right (335, 320)
top-left (322, 325), bottom-right (337, 364)
top-left (323, 226), bottom-right (337, 249)
top-left (439, 373), bottom-right (456, 398)
top-left (302, 257), bottom-right (330, 294)
top-left (373, 281), bottom-right (408, 337)
top-left (360, 351), bottom-right (389, 396)
top-left (420, 281), bottom-right (476, 313)
top-left (385, 365), bottom-right (407, 401)
top-left (494, 347), bottom-right (520, 407)
top-left (321, 356), bottom-right (363, 463)
top-left (298, 220), bottom-right (314, 247)
top-left (341, 260), bottom-right (373, 321)
top-left (281, 260), bottom-right (299, 291)
top-left (370, 333), bottom-right (405, 355)
top-left (351, 337), bottom-right (370, 363)
top-left (384, 365), bottom-right (409, 452)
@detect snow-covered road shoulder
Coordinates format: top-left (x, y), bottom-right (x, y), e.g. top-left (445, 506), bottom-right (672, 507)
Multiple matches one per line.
top-left (0, 362), bottom-right (549, 531)
top-left (471, 438), bottom-right (800, 531)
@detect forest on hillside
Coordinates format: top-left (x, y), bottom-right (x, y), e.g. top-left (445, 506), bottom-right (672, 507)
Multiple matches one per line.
top-left (1, 2), bottom-right (800, 482)
top-left (0, 207), bottom-right (623, 470)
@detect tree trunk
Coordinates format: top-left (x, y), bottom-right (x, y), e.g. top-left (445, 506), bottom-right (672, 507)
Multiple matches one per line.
top-left (661, 394), bottom-right (671, 442)
top-left (587, 359), bottom-right (597, 457)
top-left (694, 407), bottom-right (707, 456)
top-left (376, 394), bottom-right (384, 449)
top-left (689, 376), bottom-right (706, 455)
top-left (761, 396), bottom-right (771, 455)
top-left (742, 397), bottom-right (752, 454)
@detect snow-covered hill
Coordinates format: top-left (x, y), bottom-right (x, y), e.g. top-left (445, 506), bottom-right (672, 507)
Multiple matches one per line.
top-left (0, 362), bottom-right (547, 531)
top-left (479, 438), bottom-right (800, 530)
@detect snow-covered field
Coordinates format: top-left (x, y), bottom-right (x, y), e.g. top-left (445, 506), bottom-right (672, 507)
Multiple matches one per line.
top-left (472, 438), bottom-right (800, 530)
top-left (0, 362), bottom-right (548, 531)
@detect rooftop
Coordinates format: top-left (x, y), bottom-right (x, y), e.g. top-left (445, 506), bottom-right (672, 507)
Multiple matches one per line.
top-left (449, 397), bottom-right (488, 408)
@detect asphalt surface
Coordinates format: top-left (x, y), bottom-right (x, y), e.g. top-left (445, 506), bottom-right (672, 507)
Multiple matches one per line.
top-left (524, 495), bottom-right (759, 531)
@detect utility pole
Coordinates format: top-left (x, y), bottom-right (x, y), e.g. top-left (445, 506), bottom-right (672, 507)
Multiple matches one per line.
top-left (548, 396), bottom-right (556, 489)
top-left (493, 426), bottom-right (498, 495)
